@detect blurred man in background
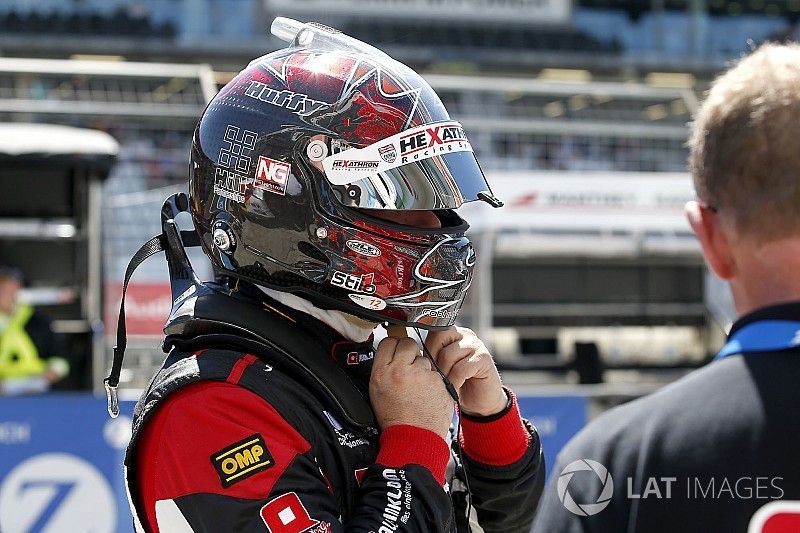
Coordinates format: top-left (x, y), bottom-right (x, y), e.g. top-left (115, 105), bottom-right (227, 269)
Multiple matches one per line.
top-left (0, 265), bottom-right (69, 395)
top-left (533, 43), bottom-right (800, 532)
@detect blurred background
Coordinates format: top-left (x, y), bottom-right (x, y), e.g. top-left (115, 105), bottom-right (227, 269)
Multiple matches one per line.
top-left (0, 0), bottom-right (789, 530)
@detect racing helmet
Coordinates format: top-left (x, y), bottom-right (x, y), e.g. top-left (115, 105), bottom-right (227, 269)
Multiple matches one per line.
top-left (189, 18), bottom-right (502, 329)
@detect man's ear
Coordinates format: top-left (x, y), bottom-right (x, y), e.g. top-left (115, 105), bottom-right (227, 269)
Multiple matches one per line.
top-left (685, 200), bottom-right (735, 279)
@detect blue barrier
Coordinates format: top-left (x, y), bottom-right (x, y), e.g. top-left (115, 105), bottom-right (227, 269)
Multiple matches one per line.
top-left (0, 392), bottom-right (586, 532)
top-left (517, 394), bottom-right (588, 473)
top-left (0, 394), bottom-right (136, 533)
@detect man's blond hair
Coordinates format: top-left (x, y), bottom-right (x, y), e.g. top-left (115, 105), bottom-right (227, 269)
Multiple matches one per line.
top-left (689, 43), bottom-right (800, 240)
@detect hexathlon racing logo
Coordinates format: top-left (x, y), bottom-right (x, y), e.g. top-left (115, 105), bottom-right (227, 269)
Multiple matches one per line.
top-left (397, 122), bottom-right (470, 164)
top-left (558, 459), bottom-right (614, 516)
top-left (322, 120), bottom-right (474, 186)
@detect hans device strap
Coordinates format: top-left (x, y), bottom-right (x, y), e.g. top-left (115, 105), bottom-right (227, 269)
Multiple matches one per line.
top-left (104, 192), bottom-right (200, 416)
top-left (104, 193), bottom-right (375, 429)
top-left (715, 319), bottom-right (800, 360)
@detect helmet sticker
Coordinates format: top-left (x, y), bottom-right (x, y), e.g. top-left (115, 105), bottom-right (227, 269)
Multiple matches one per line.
top-left (395, 261), bottom-right (407, 288)
top-left (330, 271), bottom-right (376, 294)
top-left (393, 245), bottom-right (421, 259)
top-left (214, 125), bottom-right (258, 202)
top-left (332, 160), bottom-right (380, 172)
top-left (255, 156), bottom-right (290, 196)
top-left (218, 125), bottom-right (257, 172)
top-left (322, 121), bottom-right (473, 185)
top-left (214, 169), bottom-right (251, 203)
top-left (398, 122), bottom-right (468, 160)
top-left (378, 144), bottom-right (397, 163)
top-left (244, 81), bottom-right (330, 116)
top-left (346, 240), bottom-right (381, 257)
top-left (348, 293), bottom-right (387, 311)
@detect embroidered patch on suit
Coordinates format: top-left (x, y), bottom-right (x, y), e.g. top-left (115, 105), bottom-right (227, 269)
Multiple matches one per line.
top-left (211, 433), bottom-right (274, 487)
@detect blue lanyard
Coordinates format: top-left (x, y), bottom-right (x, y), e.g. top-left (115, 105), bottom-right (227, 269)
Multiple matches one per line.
top-left (715, 319), bottom-right (800, 360)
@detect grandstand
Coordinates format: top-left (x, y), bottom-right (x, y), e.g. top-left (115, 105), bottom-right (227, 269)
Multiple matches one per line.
top-left (0, 0), bottom-right (795, 70)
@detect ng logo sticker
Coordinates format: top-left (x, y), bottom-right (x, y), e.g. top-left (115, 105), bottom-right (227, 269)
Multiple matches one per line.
top-left (255, 156), bottom-right (290, 196)
top-left (211, 433), bottom-right (274, 488)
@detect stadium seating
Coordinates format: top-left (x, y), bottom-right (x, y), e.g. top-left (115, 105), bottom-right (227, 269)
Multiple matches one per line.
top-left (0, 9), bottom-right (175, 39)
top-left (340, 20), bottom-right (621, 55)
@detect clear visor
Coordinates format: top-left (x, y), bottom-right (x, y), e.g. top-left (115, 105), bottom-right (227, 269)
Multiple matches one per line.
top-left (321, 121), bottom-right (493, 210)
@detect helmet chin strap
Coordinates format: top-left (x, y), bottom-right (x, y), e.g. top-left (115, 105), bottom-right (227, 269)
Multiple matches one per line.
top-left (259, 286), bottom-right (378, 343)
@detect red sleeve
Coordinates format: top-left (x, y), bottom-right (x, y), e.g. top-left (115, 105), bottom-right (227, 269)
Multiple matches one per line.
top-left (375, 425), bottom-right (450, 485)
top-left (135, 381), bottom-right (311, 532)
top-left (459, 389), bottom-right (531, 466)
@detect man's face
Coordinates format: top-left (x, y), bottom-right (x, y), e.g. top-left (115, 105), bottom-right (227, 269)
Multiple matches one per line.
top-left (0, 276), bottom-right (21, 315)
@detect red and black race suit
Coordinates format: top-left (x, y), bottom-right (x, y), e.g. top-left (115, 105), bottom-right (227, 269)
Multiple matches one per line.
top-left (125, 325), bottom-right (543, 532)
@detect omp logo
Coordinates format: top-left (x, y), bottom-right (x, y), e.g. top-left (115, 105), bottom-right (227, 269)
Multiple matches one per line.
top-left (398, 123), bottom-right (467, 156)
top-left (332, 160), bottom-right (380, 170)
top-left (558, 459), bottom-right (614, 516)
top-left (211, 434), bottom-right (274, 488)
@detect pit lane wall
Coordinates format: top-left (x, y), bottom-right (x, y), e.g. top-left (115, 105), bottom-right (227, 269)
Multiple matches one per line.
top-left (0, 393), bottom-right (585, 532)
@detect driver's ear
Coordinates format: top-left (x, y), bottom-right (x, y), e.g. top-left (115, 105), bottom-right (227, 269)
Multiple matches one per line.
top-left (685, 201), bottom-right (736, 280)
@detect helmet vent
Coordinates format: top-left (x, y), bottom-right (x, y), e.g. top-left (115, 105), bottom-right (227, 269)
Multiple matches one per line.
top-left (307, 22), bottom-right (341, 34)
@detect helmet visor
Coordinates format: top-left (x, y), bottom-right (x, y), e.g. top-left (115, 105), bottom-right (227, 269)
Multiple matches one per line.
top-left (322, 121), bottom-right (493, 210)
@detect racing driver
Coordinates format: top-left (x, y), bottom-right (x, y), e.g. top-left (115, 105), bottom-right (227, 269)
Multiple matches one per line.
top-left (115, 18), bottom-right (544, 533)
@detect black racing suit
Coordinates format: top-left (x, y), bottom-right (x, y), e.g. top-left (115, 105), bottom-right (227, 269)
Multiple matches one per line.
top-left (124, 291), bottom-right (544, 532)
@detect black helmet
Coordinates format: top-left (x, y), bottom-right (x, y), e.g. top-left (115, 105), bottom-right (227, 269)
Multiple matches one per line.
top-left (189, 18), bottom-right (501, 329)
